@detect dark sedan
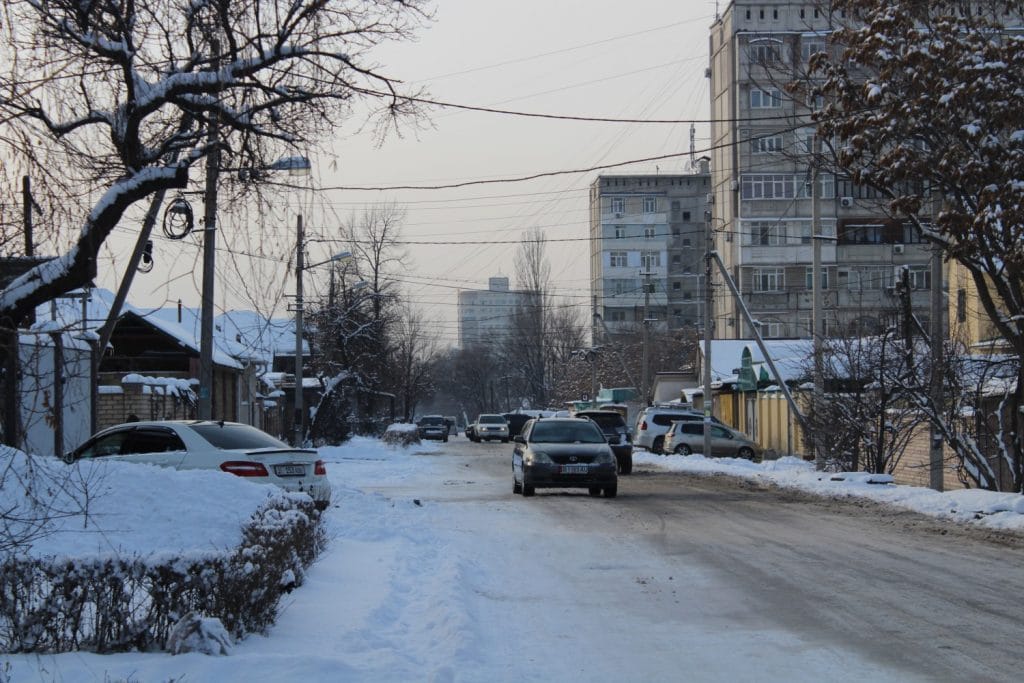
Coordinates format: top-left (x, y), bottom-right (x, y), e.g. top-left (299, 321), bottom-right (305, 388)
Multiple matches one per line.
top-left (512, 418), bottom-right (618, 498)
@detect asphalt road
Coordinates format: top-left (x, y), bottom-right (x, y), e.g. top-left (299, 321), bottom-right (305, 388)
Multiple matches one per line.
top-left (438, 434), bottom-right (1024, 682)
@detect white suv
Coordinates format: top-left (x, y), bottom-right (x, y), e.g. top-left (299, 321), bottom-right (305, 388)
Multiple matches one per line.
top-left (634, 407), bottom-right (717, 454)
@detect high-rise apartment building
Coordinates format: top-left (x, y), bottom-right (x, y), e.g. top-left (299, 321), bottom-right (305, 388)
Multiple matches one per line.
top-left (708, 1), bottom-right (934, 340)
top-left (589, 164), bottom-right (711, 338)
top-left (458, 276), bottom-right (530, 348)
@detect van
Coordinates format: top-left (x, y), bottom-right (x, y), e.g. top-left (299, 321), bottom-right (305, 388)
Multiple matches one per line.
top-left (634, 406), bottom-right (722, 454)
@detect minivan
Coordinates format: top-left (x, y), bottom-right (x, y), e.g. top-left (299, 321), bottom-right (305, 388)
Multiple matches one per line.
top-left (634, 406), bottom-right (723, 454)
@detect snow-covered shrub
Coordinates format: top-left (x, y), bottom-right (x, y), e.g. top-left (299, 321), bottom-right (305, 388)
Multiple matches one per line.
top-left (166, 612), bottom-right (231, 655)
top-left (0, 495), bottom-right (325, 653)
top-left (382, 423), bottom-right (420, 447)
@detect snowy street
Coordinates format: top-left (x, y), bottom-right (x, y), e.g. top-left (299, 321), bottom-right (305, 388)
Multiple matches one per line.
top-left (11, 435), bottom-right (1024, 682)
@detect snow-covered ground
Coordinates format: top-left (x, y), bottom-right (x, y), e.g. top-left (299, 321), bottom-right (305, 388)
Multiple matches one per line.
top-left (4, 438), bottom-right (1023, 681)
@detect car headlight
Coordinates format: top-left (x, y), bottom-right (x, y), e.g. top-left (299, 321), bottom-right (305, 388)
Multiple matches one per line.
top-left (524, 450), bottom-right (552, 465)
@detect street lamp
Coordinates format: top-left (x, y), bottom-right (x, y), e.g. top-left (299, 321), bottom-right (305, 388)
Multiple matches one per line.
top-left (294, 237), bottom-right (352, 446)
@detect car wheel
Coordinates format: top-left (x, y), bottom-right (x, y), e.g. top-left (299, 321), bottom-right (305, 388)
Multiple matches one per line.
top-left (603, 485), bottom-right (618, 498)
top-left (738, 446), bottom-right (755, 460)
top-left (513, 477), bottom-right (522, 494)
top-left (588, 486), bottom-right (601, 497)
top-left (675, 444), bottom-right (692, 455)
top-left (652, 436), bottom-right (665, 455)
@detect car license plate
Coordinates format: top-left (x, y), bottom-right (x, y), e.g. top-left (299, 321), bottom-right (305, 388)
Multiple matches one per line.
top-left (274, 464), bottom-right (306, 477)
top-left (561, 464), bottom-right (589, 474)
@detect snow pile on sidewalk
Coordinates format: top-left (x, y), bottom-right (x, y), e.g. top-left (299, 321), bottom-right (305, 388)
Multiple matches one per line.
top-left (635, 451), bottom-right (1024, 531)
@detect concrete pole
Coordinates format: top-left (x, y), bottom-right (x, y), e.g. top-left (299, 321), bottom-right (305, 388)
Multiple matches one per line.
top-left (641, 270), bottom-right (651, 405)
top-left (811, 133), bottom-right (824, 470)
top-left (703, 211), bottom-right (714, 458)
top-left (294, 214), bottom-right (305, 446)
top-left (929, 244), bottom-right (945, 490)
top-left (198, 36), bottom-right (221, 421)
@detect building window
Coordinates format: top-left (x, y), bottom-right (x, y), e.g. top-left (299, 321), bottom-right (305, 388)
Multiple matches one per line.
top-left (611, 197), bottom-right (625, 214)
top-left (610, 279), bottom-right (634, 295)
top-left (761, 321), bottom-right (783, 338)
top-left (614, 226), bottom-right (625, 239)
top-left (671, 200), bottom-right (681, 211)
top-left (957, 288), bottom-right (967, 322)
top-left (753, 268), bottom-right (785, 292)
top-left (683, 292), bottom-right (693, 300)
top-left (672, 254), bottom-right (681, 264)
top-left (682, 238), bottom-right (692, 246)
top-left (609, 251), bottom-right (628, 268)
top-left (805, 267), bottom-right (829, 290)
top-left (839, 223), bottom-right (884, 244)
top-left (748, 42), bottom-right (781, 66)
top-left (644, 226), bottom-right (656, 239)
top-left (644, 196), bottom-right (657, 213)
top-left (802, 40), bottom-right (826, 63)
top-left (672, 226), bottom-right (681, 236)
top-left (860, 267), bottom-right (890, 290)
top-left (608, 310), bottom-right (626, 322)
top-left (750, 88), bottom-right (782, 108)
top-left (673, 281), bottom-right (681, 291)
top-left (751, 134), bottom-right (784, 154)
top-left (683, 211), bottom-right (691, 221)
top-left (741, 174), bottom-right (804, 200)
top-left (908, 265), bottom-right (931, 290)
top-left (749, 221), bottom-right (785, 245)
top-left (640, 251), bottom-right (661, 270)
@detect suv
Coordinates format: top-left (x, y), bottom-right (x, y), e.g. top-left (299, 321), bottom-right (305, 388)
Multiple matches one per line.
top-left (468, 414), bottom-right (509, 443)
top-left (664, 421), bottom-right (761, 460)
top-left (574, 410), bottom-right (633, 474)
top-left (417, 415), bottom-right (449, 442)
top-left (634, 406), bottom-right (722, 454)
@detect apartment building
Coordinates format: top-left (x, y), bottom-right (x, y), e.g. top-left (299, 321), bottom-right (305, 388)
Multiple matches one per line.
top-left (589, 163), bottom-right (711, 337)
top-left (708, 1), bottom-right (935, 340)
top-left (458, 276), bottom-right (531, 348)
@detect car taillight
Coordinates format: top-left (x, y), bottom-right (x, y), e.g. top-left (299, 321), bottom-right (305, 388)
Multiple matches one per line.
top-left (315, 460), bottom-right (327, 476)
top-left (640, 421), bottom-right (648, 430)
top-left (220, 461), bottom-right (269, 477)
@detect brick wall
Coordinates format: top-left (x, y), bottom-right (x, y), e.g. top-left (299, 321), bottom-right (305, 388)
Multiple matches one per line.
top-left (891, 422), bottom-right (965, 490)
top-left (96, 378), bottom-right (196, 430)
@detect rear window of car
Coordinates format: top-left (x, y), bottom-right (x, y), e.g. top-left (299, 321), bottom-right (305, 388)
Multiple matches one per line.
top-left (530, 421), bottom-right (605, 444)
top-left (480, 415), bottom-right (507, 424)
top-left (653, 413), bottom-right (699, 427)
top-left (420, 417), bottom-right (445, 425)
top-left (579, 413), bottom-right (625, 429)
top-left (189, 423), bottom-right (289, 449)
top-left (681, 424), bottom-right (703, 435)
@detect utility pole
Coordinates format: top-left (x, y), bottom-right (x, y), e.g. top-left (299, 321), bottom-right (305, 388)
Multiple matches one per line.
top-left (811, 133), bottom-right (825, 470)
top-left (294, 214), bottom-right (305, 446)
top-left (22, 176), bottom-right (33, 258)
top-left (929, 238), bottom-right (945, 491)
top-left (198, 36), bottom-right (221, 421)
top-left (640, 269), bottom-right (652, 405)
top-left (703, 209), bottom-right (714, 458)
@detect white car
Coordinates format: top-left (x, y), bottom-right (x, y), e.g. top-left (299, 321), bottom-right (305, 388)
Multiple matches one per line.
top-left (65, 420), bottom-right (331, 509)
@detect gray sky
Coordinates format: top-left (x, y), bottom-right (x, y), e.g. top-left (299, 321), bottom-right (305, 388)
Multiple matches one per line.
top-left (102, 1), bottom-right (717, 347)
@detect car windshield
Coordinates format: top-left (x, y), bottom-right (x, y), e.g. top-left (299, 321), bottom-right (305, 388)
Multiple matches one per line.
top-left (480, 415), bottom-right (506, 424)
top-left (530, 421), bottom-right (605, 444)
top-left (420, 417), bottom-right (445, 425)
top-left (189, 423), bottom-right (289, 450)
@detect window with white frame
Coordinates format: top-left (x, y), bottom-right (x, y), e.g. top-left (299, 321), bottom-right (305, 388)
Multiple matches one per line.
top-left (860, 266), bottom-right (890, 290)
top-left (608, 310), bottom-right (626, 322)
top-left (609, 278), bottom-right (634, 295)
top-left (750, 88), bottom-right (783, 108)
top-left (751, 134), bottom-right (784, 155)
top-left (609, 251), bottom-right (628, 267)
top-left (753, 268), bottom-right (785, 292)
top-left (805, 267), bottom-right (829, 290)
top-left (762, 321), bottom-right (783, 338)
top-left (908, 265), bottom-right (931, 290)
top-left (748, 41), bottom-right (782, 65)
top-left (749, 221), bottom-right (786, 245)
top-left (611, 197), bottom-right (625, 214)
top-left (614, 225), bottom-right (626, 239)
top-left (644, 226), bottom-right (656, 239)
top-left (643, 196), bottom-right (657, 213)
top-left (802, 40), bottom-right (826, 63)
top-left (640, 251), bottom-right (661, 269)
top-left (741, 174), bottom-right (802, 200)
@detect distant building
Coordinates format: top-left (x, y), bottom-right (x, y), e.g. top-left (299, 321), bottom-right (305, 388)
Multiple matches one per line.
top-left (458, 276), bottom-right (531, 347)
top-left (589, 163), bottom-right (711, 337)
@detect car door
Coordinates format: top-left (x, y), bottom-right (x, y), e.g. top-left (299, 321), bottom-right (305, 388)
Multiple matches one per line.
top-left (512, 421), bottom-right (531, 481)
top-left (119, 427), bottom-right (188, 467)
top-left (709, 425), bottom-right (735, 457)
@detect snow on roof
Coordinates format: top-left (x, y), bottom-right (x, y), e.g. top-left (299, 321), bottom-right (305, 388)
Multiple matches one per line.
top-left (699, 339), bottom-right (813, 384)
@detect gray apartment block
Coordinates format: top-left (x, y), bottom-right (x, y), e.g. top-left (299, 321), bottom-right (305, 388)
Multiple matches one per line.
top-left (708, 1), bottom-right (935, 340)
top-left (589, 165), bottom-right (711, 337)
top-left (458, 276), bottom-right (531, 348)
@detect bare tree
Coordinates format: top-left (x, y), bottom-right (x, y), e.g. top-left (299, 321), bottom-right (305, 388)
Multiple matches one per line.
top-left (385, 304), bottom-right (440, 420)
top-left (0, 0), bottom-right (430, 445)
top-left (508, 228), bottom-right (551, 408)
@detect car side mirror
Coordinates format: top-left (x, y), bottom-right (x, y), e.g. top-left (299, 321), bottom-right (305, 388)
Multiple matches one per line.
top-left (513, 435), bottom-right (525, 444)
top-left (63, 451), bottom-right (76, 464)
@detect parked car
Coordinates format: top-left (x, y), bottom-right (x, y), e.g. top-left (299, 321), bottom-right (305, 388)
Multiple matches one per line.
top-left (663, 421), bottom-right (761, 460)
top-left (64, 420), bottom-right (332, 509)
top-left (634, 406), bottom-right (723, 454)
top-left (417, 415), bottom-right (449, 442)
top-left (574, 409), bottom-right (633, 474)
top-left (502, 412), bottom-right (535, 438)
top-left (468, 414), bottom-right (509, 442)
top-left (512, 418), bottom-right (618, 498)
